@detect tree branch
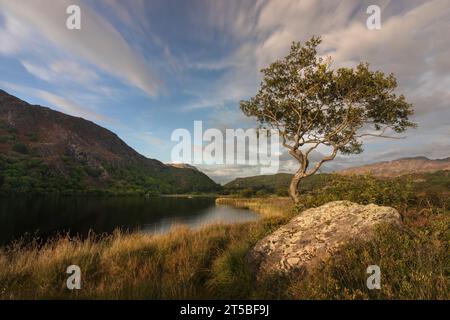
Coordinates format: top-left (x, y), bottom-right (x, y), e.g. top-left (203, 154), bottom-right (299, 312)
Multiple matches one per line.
top-left (305, 145), bottom-right (338, 176)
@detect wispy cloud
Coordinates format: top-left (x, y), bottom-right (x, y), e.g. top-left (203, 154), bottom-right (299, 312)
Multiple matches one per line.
top-left (172, 0), bottom-right (450, 182)
top-left (36, 90), bottom-right (108, 123)
top-left (0, 13), bottom-right (30, 55)
top-left (0, 0), bottom-right (448, 180)
top-left (0, 82), bottom-right (108, 123)
top-left (0, 0), bottom-right (162, 97)
top-left (21, 59), bottom-right (99, 85)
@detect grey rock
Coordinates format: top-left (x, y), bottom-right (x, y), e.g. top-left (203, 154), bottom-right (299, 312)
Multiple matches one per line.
top-left (247, 201), bottom-right (400, 279)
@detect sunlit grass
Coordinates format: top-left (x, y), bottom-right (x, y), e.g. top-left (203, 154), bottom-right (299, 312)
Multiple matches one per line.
top-left (0, 198), bottom-right (290, 300)
top-left (0, 194), bottom-right (448, 300)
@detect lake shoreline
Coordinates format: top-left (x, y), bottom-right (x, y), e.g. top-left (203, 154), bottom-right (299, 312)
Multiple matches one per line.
top-left (0, 194), bottom-right (447, 299)
top-left (0, 195), bottom-right (256, 246)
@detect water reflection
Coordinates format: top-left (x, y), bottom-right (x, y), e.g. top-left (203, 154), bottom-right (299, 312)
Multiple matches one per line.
top-left (0, 196), bottom-right (259, 245)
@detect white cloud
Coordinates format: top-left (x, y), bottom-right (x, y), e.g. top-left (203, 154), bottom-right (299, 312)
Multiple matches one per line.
top-left (0, 13), bottom-right (31, 54)
top-left (183, 0), bottom-right (450, 182)
top-left (1, 0), bottom-right (448, 180)
top-left (0, 81), bottom-right (108, 123)
top-left (21, 59), bottom-right (99, 85)
top-left (21, 61), bottom-right (53, 82)
top-left (36, 90), bottom-right (108, 123)
top-left (0, 0), bottom-right (162, 97)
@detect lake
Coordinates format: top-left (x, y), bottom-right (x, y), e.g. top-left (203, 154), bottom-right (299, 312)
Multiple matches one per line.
top-left (0, 196), bottom-right (259, 245)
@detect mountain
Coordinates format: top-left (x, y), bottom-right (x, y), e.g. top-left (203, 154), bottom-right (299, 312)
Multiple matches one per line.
top-left (224, 173), bottom-right (333, 195)
top-left (167, 163), bottom-right (199, 171)
top-left (0, 89), bottom-right (219, 195)
top-left (224, 173), bottom-right (293, 191)
top-left (224, 156), bottom-right (450, 193)
top-left (338, 156), bottom-right (450, 177)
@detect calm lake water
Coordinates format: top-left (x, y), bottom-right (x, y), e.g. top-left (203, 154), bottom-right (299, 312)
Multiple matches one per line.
top-left (0, 196), bottom-right (259, 245)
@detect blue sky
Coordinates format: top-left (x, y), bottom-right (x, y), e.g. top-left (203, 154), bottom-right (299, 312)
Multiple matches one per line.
top-left (0, 0), bottom-right (449, 183)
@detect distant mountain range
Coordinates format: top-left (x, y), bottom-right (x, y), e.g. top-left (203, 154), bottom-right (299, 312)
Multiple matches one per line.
top-left (224, 157), bottom-right (450, 192)
top-left (338, 156), bottom-right (450, 177)
top-left (0, 89), bottom-right (219, 195)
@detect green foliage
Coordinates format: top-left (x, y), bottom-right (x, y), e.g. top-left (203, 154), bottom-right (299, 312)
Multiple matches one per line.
top-left (240, 36), bottom-right (415, 153)
top-left (0, 153), bottom-right (220, 196)
top-left (12, 143), bottom-right (29, 154)
top-left (83, 166), bottom-right (102, 178)
top-left (240, 36), bottom-right (415, 201)
top-left (225, 173), bottom-right (291, 192)
top-left (289, 215), bottom-right (449, 299)
top-left (298, 174), bottom-right (416, 211)
top-left (0, 135), bottom-right (15, 143)
top-left (207, 243), bottom-right (253, 299)
top-left (226, 173), bottom-right (334, 196)
top-left (275, 188), bottom-right (289, 197)
top-left (255, 189), bottom-right (269, 197)
top-left (239, 188), bottom-right (255, 198)
top-left (25, 132), bottom-right (38, 142)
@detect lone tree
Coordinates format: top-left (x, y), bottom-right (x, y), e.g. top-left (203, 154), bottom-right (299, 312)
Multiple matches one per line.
top-left (240, 36), bottom-right (416, 204)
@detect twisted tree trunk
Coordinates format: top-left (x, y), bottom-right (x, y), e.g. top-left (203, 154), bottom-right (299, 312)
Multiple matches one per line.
top-left (289, 170), bottom-right (303, 205)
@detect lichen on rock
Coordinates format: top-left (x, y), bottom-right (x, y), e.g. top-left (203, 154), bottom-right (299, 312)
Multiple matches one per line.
top-left (247, 201), bottom-right (400, 279)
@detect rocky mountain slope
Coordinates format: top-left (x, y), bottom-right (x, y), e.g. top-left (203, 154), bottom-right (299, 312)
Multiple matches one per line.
top-left (0, 89), bottom-right (219, 195)
top-left (338, 156), bottom-right (450, 177)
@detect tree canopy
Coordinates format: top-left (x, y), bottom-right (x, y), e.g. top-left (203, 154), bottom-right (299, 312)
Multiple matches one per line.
top-left (240, 36), bottom-right (416, 204)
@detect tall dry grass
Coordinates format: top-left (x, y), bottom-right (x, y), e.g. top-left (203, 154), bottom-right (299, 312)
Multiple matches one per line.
top-left (0, 197), bottom-right (292, 299)
top-left (1, 195), bottom-right (448, 300)
top-left (216, 197), bottom-right (294, 219)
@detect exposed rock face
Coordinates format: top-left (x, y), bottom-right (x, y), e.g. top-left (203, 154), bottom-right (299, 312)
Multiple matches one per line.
top-left (247, 201), bottom-right (400, 279)
top-left (339, 156), bottom-right (450, 177)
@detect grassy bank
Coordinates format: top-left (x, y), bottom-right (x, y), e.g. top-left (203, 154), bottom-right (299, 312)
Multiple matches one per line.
top-left (218, 195), bottom-right (449, 299)
top-left (0, 198), bottom-right (292, 299)
top-left (0, 175), bottom-right (448, 299)
top-left (216, 197), bottom-right (294, 219)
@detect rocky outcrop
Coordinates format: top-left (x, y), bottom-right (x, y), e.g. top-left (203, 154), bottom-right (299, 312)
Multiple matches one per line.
top-left (247, 201), bottom-right (400, 279)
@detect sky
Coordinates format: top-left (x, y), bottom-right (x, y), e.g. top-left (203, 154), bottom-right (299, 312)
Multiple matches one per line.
top-left (0, 0), bottom-right (449, 183)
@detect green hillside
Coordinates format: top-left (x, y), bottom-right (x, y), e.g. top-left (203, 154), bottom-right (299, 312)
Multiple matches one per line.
top-left (224, 170), bottom-right (450, 200)
top-left (0, 90), bottom-right (220, 196)
top-left (224, 173), bottom-right (335, 196)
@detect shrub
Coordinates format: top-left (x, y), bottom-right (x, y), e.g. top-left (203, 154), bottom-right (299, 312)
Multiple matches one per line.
top-left (276, 188), bottom-right (289, 197)
top-left (297, 174), bottom-right (415, 212)
top-left (12, 143), bottom-right (29, 155)
top-left (255, 189), bottom-right (269, 197)
top-left (239, 188), bottom-right (254, 198)
top-left (0, 135), bottom-right (15, 143)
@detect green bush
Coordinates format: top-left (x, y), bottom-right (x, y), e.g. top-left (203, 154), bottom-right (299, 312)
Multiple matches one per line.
top-left (276, 188), bottom-right (289, 197)
top-left (297, 174), bottom-right (415, 212)
top-left (239, 188), bottom-right (254, 198)
top-left (255, 189), bottom-right (269, 197)
top-left (0, 135), bottom-right (15, 143)
top-left (12, 143), bottom-right (29, 155)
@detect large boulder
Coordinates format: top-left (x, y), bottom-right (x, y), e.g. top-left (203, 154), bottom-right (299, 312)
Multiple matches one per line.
top-left (247, 201), bottom-right (400, 279)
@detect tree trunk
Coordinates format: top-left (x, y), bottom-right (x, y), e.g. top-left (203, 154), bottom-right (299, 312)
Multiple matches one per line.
top-left (289, 171), bottom-right (303, 205)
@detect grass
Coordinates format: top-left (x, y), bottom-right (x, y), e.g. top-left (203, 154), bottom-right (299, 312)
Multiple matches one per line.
top-left (0, 175), bottom-right (448, 300)
top-left (216, 197), bottom-right (294, 219)
top-left (0, 199), bottom-right (291, 300)
top-left (288, 213), bottom-right (449, 299)
top-left (214, 197), bottom-right (449, 300)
